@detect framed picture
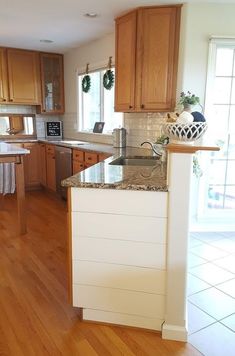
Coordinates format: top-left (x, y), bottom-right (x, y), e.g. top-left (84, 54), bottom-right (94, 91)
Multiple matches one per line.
top-left (93, 122), bottom-right (105, 133)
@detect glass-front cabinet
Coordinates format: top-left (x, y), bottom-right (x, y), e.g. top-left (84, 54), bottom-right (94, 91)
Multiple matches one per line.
top-left (39, 53), bottom-right (64, 114)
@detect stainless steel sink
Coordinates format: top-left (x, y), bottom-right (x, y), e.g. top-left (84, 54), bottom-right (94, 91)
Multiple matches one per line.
top-left (53, 140), bottom-right (85, 145)
top-left (109, 156), bottom-right (159, 166)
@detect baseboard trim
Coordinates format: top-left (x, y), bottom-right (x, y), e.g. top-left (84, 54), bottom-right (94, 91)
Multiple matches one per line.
top-left (162, 323), bottom-right (188, 342)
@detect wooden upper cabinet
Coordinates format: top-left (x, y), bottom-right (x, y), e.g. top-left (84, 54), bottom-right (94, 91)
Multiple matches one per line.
top-left (115, 5), bottom-right (181, 112)
top-left (39, 53), bottom-right (64, 114)
top-left (115, 11), bottom-right (136, 112)
top-left (0, 48), bottom-right (9, 102)
top-left (7, 49), bottom-right (41, 104)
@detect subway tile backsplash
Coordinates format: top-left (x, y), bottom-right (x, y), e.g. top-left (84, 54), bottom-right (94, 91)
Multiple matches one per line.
top-left (124, 112), bottom-right (167, 147)
top-left (62, 111), bottom-right (169, 147)
top-left (1, 105), bottom-right (169, 147)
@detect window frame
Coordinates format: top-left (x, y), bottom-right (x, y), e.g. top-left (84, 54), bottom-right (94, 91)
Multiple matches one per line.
top-left (197, 37), bottom-right (235, 221)
top-left (77, 66), bottom-right (122, 135)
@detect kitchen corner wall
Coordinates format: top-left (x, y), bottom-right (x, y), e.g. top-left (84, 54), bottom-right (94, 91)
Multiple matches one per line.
top-left (63, 3), bottom-right (235, 147)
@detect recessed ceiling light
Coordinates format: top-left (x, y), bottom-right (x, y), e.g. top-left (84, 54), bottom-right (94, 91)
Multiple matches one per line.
top-left (84, 13), bottom-right (98, 18)
top-left (40, 39), bottom-right (54, 43)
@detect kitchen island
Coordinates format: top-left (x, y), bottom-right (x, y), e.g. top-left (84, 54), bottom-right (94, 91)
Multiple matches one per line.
top-left (62, 143), bottom-right (219, 342)
top-left (0, 142), bottom-right (29, 234)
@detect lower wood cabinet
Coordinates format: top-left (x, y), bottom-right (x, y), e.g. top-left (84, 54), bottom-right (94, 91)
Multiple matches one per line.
top-left (98, 153), bottom-right (112, 162)
top-left (8, 142), bottom-right (40, 191)
top-left (73, 149), bottom-right (111, 174)
top-left (9, 142), bottom-right (112, 191)
top-left (38, 143), bottom-right (47, 187)
top-left (46, 144), bottom-right (56, 192)
top-left (72, 149), bottom-right (84, 175)
top-left (84, 152), bottom-right (99, 168)
top-left (23, 143), bottom-right (40, 190)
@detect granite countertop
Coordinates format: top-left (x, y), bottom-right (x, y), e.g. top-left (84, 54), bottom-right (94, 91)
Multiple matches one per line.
top-left (0, 142), bottom-right (29, 155)
top-left (62, 147), bottom-right (168, 192)
top-left (38, 139), bottom-right (114, 155)
top-left (0, 138), bottom-right (114, 155)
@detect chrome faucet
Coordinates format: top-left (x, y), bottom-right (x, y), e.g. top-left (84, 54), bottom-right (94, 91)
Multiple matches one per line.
top-left (141, 141), bottom-right (167, 162)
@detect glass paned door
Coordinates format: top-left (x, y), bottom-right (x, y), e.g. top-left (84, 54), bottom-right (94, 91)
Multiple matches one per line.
top-left (198, 42), bottom-right (235, 220)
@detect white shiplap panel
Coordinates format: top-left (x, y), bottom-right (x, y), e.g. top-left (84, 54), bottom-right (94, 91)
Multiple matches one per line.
top-left (73, 260), bottom-right (166, 294)
top-left (73, 284), bottom-right (165, 319)
top-left (73, 237), bottom-right (166, 269)
top-left (83, 309), bottom-right (163, 331)
top-left (71, 188), bottom-right (168, 217)
top-left (72, 212), bottom-right (167, 243)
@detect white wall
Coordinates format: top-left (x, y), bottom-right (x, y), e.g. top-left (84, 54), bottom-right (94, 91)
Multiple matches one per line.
top-left (63, 33), bottom-right (115, 144)
top-left (180, 3), bottom-right (235, 222)
top-left (181, 3), bottom-right (235, 107)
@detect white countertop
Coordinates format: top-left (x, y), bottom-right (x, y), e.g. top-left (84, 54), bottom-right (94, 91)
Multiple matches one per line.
top-left (0, 142), bottom-right (29, 155)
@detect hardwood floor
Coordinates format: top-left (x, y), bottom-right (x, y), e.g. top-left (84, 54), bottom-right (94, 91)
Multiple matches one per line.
top-left (0, 191), bottom-right (200, 356)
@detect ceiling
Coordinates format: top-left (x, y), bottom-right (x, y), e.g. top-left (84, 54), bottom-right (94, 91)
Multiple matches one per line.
top-left (0, 0), bottom-right (234, 53)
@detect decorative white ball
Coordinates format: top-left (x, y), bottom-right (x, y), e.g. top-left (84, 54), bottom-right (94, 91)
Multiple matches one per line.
top-left (177, 111), bottom-right (194, 124)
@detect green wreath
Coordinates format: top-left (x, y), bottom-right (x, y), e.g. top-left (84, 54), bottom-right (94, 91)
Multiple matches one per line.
top-left (82, 75), bottom-right (91, 93)
top-left (103, 69), bottom-right (114, 90)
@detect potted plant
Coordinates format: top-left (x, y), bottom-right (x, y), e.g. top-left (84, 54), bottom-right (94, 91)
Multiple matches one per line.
top-left (179, 91), bottom-right (200, 112)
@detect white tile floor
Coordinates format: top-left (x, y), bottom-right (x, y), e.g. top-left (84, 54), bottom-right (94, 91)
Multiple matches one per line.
top-left (188, 232), bottom-right (235, 356)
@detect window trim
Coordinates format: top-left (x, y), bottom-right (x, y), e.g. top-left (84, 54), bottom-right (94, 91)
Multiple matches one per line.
top-left (77, 65), bottom-right (123, 135)
top-left (197, 37), bottom-right (235, 220)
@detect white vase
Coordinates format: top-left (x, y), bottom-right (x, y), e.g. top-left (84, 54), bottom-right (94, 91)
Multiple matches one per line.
top-left (183, 104), bottom-right (193, 112)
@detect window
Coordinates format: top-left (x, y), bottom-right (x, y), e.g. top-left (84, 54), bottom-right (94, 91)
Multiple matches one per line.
top-left (198, 38), bottom-right (235, 221)
top-left (78, 68), bottom-right (123, 134)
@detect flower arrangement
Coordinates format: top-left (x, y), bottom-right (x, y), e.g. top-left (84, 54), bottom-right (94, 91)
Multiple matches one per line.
top-left (179, 91), bottom-right (200, 106)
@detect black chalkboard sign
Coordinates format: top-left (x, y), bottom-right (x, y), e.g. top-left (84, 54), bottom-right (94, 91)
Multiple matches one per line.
top-left (46, 121), bottom-right (62, 137)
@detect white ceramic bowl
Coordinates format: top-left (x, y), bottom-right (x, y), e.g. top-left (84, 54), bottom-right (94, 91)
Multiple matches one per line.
top-left (162, 122), bottom-right (208, 144)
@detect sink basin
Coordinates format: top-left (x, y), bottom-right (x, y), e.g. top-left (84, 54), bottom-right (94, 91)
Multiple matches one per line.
top-left (53, 140), bottom-right (85, 145)
top-left (62, 141), bottom-right (85, 145)
top-left (109, 156), bottom-right (159, 166)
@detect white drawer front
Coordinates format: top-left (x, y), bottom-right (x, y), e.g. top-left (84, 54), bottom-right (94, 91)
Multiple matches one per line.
top-left (73, 237), bottom-right (166, 269)
top-left (72, 188), bottom-right (168, 217)
top-left (83, 309), bottom-right (163, 331)
top-left (73, 260), bottom-right (166, 294)
top-left (73, 284), bottom-right (165, 319)
top-left (72, 212), bottom-right (167, 243)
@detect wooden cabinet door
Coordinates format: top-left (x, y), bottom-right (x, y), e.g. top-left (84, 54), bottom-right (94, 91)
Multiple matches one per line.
top-left (46, 145), bottom-right (56, 191)
top-left (115, 11), bottom-right (136, 112)
top-left (73, 161), bottom-right (85, 174)
top-left (99, 153), bottom-right (111, 162)
top-left (72, 149), bottom-right (84, 163)
top-left (84, 152), bottom-right (98, 168)
top-left (23, 143), bottom-right (40, 190)
top-left (38, 143), bottom-right (47, 187)
top-left (0, 48), bottom-right (9, 103)
top-left (40, 53), bottom-right (64, 114)
top-left (7, 49), bottom-right (41, 104)
top-left (137, 7), bottom-right (180, 111)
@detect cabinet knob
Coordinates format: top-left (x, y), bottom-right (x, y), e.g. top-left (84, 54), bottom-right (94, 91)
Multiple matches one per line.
top-left (129, 105), bottom-right (133, 109)
top-left (1, 99), bottom-right (6, 102)
top-left (9, 99), bottom-right (13, 102)
top-left (141, 104), bottom-right (145, 109)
